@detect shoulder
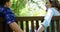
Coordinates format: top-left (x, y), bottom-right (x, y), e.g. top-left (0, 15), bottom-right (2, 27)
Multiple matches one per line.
top-left (47, 7), bottom-right (58, 13)
top-left (3, 7), bottom-right (13, 14)
top-left (4, 7), bottom-right (11, 11)
top-left (0, 6), bottom-right (11, 12)
top-left (48, 8), bottom-right (56, 12)
top-left (48, 7), bottom-right (60, 16)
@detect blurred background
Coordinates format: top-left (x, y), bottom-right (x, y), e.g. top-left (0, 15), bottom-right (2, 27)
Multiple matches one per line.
top-left (10, 0), bottom-right (46, 32)
top-left (10, 0), bottom-right (60, 32)
top-left (10, 0), bottom-right (46, 17)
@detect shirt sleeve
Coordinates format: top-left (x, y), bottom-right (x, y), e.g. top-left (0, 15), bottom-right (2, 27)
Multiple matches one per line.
top-left (3, 8), bottom-right (15, 24)
top-left (42, 8), bottom-right (54, 29)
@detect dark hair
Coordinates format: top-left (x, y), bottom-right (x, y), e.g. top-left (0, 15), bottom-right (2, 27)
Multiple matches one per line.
top-left (0, 0), bottom-right (10, 6)
top-left (49, 0), bottom-right (60, 11)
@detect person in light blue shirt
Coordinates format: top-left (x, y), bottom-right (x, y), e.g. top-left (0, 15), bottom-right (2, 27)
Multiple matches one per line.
top-left (37, 0), bottom-right (60, 32)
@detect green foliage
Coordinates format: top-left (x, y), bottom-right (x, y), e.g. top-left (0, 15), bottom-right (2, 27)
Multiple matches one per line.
top-left (10, 0), bottom-right (60, 17)
top-left (10, 0), bottom-right (26, 16)
top-left (10, 0), bottom-right (46, 17)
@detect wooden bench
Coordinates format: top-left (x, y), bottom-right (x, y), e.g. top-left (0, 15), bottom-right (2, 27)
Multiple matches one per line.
top-left (0, 16), bottom-right (60, 32)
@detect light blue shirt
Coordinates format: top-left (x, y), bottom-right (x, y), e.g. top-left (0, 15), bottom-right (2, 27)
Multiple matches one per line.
top-left (42, 7), bottom-right (60, 29)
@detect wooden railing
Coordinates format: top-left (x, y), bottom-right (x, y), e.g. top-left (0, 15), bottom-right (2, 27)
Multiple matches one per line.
top-left (0, 16), bottom-right (60, 32)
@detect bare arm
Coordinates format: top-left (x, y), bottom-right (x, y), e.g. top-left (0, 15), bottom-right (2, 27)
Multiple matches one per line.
top-left (37, 25), bottom-right (44, 32)
top-left (37, 8), bottom-right (54, 32)
top-left (9, 22), bottom-right (24, 32)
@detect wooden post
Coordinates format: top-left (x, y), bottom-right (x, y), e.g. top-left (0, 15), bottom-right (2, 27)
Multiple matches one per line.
top-left (31, 21), bottom-right (34, 32)
top-left (36, 20), bottom-right (39, 30)
top-left (26, 21), bottom-right (29, 32)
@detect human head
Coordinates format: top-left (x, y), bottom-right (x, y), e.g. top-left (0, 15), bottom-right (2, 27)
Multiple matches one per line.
top-left (46, 0), bottom-right (60, 11)
top-left (0, 0), bottom-right (11, 7)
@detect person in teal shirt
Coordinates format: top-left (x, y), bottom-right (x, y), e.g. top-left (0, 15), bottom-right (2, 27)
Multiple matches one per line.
top-left (0, 0), bottom-right (23, 32)
top-left (37, 0), bottom-right (60, 32)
